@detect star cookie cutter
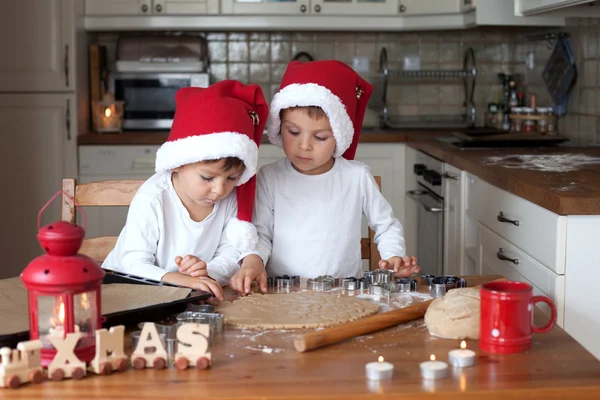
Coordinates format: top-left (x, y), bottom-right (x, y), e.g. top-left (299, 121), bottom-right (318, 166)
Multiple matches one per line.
top-left (306, 275), bottom-right (341, 291)
top-left (369, 284), bottom-right (391, 298)
top-left (368, 269), bottom-right (394, 285)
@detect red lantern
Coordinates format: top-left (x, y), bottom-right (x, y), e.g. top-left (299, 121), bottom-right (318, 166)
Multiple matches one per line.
top-left (20, 192), bottom-right (105, 367)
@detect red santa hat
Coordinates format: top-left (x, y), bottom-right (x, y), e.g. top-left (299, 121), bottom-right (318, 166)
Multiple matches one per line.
top-left (267, 60), bottom-right (373, 160)
top-left (155, 80), bottom-right (268, 252)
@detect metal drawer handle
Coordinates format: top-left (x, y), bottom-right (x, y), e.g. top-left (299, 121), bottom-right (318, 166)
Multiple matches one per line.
top-left (497, 211), bottom-right (519, 226)
top-left (442, 172), bottom-right (458, 180)
top-left (497, 248), bottom-right (519, 265)
top-left (407, 190), bottom-right (442, 213)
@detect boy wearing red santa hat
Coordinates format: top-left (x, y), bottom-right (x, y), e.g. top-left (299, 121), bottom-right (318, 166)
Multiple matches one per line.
top-left (229, 60), bottom-right (419, 295)
top-left (103, 80), bottom-right (268, 300)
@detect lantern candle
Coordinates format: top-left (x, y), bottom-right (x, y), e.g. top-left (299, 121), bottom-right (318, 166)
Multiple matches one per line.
top-left (365, 356), bottom-right (394, 381)
top-left (48, 301), bottom-right (80, 338)
top-left (92, 100), bottom-right (124, 133)
top-left (420, 354), bottom-right (448, 380)
top-left (449, 341), bottom-right (476, 368)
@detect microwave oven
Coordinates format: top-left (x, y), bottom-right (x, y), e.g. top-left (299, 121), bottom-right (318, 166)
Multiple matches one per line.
top-left (110, 72), bottom-right (210, 130)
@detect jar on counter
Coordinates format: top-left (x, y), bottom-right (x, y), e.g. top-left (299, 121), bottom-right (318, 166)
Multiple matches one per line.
top-left (511, 107), bottom-right (523, 132)
top-left (537, 107), bottom-right (555, 135)
top-left (522, 107), bottom-right (536, 133)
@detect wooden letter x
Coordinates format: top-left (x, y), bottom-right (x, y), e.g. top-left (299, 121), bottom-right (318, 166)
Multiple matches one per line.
top-left (48, 332), bottom-right (86, 380)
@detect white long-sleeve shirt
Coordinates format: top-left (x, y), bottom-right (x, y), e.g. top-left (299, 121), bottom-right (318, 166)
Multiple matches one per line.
top-left (244, 157), bottom-right (406, 278)
top-left (102, 172), bottom-right (240, 286)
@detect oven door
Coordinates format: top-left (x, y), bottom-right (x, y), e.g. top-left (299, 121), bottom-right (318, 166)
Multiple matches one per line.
top-left (407, 185), bottom-right (444, 276)
top-left (113, 73), bottom-right (193, 130)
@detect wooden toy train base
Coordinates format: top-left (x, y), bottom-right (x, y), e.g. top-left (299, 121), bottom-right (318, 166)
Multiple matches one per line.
top-left (1, 322), bottom-right (212, 389)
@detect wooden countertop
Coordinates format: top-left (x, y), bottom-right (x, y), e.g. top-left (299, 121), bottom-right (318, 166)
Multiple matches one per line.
top-left (77, 130), bottom-right (600, 215)
top-left (3, 275), bottom-right (600, 399)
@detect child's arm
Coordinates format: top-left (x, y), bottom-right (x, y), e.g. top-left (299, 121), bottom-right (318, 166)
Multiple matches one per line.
top-left (161, 273), bottom-right (224, 301)
top-left (362, 171), bottom-right (419, 277)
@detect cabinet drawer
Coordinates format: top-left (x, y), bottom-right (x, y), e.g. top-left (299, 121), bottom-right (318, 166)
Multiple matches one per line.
top-left (480, 224), bottom-right (565, 327)
top-left (475, 179), bottom-right (566, 274)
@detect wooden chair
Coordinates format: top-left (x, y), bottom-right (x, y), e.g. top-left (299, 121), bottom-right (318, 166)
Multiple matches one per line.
top-left (362, 176), bottom-right (382, 271)
top-left (63, 176), bottom-right (382, 267)
top-left (61, 179), bottom-right (144, 263)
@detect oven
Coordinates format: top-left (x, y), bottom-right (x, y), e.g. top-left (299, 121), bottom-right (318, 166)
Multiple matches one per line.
top-left (407, 151), bottom-right (444, 276)
top-left (110, 72), bottom-right (210, 130)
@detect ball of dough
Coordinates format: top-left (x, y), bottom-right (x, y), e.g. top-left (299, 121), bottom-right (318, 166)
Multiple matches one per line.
top-left (424, 287), bottom-right (480, 340)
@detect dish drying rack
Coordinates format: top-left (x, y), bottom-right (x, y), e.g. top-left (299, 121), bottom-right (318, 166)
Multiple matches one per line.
top-left (370, 47), bottom-right (477, 129)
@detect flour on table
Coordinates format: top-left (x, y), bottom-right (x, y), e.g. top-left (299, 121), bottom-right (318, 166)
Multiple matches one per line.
top-left (357, 291), bottom-right (433, 313)
top-left (483, 154), bottom-right (600, 172)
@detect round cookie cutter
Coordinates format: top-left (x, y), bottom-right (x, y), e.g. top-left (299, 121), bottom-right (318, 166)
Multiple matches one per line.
top-left (430, 276), bottom-right (467, 297)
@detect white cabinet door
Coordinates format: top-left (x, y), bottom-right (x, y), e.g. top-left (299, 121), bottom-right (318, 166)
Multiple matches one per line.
top-left (516, 0), bottom-right (594, 15)
top-left (221, 0), bottom-right (310, 15)
top-left (0, 94), bottom-right (77, 279)
top-left (442, 163), bottom-right (464, 276)
top-left (157, 0), bottom-right (220, 14)
top-left (85, 0), bottom-right (151, 15)
top-left (400, 0), bottom-right (473, 14)
top-left (311, 0), bottom-right (399, 16)
top-left (0, 0), bottom-right (74, 92)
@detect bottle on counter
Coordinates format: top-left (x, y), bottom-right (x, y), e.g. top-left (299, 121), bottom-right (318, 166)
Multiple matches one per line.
top-left (537, 107), bottom-right (556, 135)
top-left (522, 107), bottom-right (536, 133)
top-left (511, 107), bottom-right (523, 132)
top-left (508, 81), bottom-right (519, 111)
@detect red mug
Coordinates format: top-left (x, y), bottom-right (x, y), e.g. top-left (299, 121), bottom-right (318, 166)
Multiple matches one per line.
top-left (480, 281), bottom-right (557, 354)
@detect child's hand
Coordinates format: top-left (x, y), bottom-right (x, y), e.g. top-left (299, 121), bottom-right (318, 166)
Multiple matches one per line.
top-left (379, 256), bottom-right (419, 278)
top-left (175, 255), bottom-right (208, 278)
top-left (161, 272), bottom-right (224, 301)
top-left (229, 254), bottom-right (267, 295)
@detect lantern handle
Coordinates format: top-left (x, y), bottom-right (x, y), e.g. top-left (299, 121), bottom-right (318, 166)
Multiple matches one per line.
top-left (38, 190), bottom-right (87, 231)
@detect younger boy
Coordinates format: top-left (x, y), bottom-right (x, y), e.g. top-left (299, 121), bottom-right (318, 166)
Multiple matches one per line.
top-left (103, 80), bottom-right (268, 300)
top-left (230, 61), bottom-right (419, 294)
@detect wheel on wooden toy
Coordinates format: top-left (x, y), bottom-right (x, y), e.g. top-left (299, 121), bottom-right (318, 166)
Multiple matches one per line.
top-left (196, 357), bottom-right (210, 370)
top-left (50, 368), bottom-right (65, 381)
top-left (29, 369), bottom-right (44, 384)
top-left (100, 362), bottom-right (113, 375)
top-left (175, 357), bottom-right (188, 370)
top-left (71, 367), bottom-right (85, 380)
top-left (153, 357), bottom-right (166, 369)
top-left (6, 375), bottom-right (20, 389)
top-left (116, 357), bottom-right (128, 372)
top-left (132, 357), bottom-right (146, 370)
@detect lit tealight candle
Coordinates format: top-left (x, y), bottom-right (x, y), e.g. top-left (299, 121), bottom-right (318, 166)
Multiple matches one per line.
top-left (420, 354), bottom-right (448, 380)
top-left (449, 341), bottom-right (476, 368)
top-left (365, 356), bottom-right (394, 381)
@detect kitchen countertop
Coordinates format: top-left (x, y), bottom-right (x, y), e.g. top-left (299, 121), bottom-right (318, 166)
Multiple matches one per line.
top-left (77, 130), bottom-right (600, 215)
top-left (3, 275), bottom-right (600, 399)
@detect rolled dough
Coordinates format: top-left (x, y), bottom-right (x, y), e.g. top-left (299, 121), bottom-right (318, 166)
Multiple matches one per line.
top-left (218, 291), bottom-right (379, 329)
top-left (424, 287), bottom-right (480, 340)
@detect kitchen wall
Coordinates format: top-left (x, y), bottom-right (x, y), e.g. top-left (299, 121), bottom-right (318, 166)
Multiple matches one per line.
top-left (562, 18), bottom-right (600, 145)
top-left (97, 26), bottom-right (556, 130)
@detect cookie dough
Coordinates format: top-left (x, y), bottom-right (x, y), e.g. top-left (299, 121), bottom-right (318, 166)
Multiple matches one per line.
top-left (218, 291), bottom-right (379, 329)
top-left (424, 287), bottom-right (480, 340)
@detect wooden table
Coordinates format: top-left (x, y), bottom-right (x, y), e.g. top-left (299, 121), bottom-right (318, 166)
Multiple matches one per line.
top-left (3, 276), bottom-right (600, 399)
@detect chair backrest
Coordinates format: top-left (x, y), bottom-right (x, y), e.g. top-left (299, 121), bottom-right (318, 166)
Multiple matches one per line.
top-left (361, 176), bottom-right (382, 271)
top-left (62, 179), bottom-right (144, 262)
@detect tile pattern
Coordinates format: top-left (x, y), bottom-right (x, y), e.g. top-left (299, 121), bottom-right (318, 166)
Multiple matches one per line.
top-left (96, 27), bottom-right (559, 130)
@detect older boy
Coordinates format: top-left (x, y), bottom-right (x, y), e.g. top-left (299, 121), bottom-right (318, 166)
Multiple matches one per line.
top-left (103, 80), bottom-right (268, 300)
top-left (230, 61), bottom-right (419, 294)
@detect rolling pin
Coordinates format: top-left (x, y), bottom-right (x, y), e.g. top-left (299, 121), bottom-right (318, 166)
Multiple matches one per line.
top-left (294, 278), bottom-right (504, 353)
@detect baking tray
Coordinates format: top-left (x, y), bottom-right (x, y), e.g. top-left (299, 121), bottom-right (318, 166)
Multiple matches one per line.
top-left (0, 273), bottom-right (212, 349)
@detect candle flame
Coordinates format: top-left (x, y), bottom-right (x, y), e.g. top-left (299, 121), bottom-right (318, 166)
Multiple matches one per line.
top-left (80, 292), bottom-right (89, 309)
top-left (104, 107), bottom-right (112, 117)
top-left (58, 302), bottom-right (65, 324)
top-left (378, 356), bottom-right (384, 362)
top-left (430, 354), bottom-right (436, 361)
top-left (461, 341), bottom-right (467, 350)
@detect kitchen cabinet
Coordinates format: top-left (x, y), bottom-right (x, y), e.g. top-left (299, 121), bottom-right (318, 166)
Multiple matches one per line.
top-left (0, 94), bottom-right (77, 279)
top-left (0, 0), bottom-right (75, 92)
top-left (400, 0), bottom-right (473, 15)
top-left (442, 163), bottom-right (464, 276)
top-left (515, 0), bottom-right (599, 16)
top-left (85, 0), bottom-right (219, 15)
top-left (221, 0), bottom-right (398, 16)
top-left (403, 146), bottom-right (418, 258)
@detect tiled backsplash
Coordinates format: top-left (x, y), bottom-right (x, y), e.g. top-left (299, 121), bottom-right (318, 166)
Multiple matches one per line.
top-left (97, 27), bottom-right (562, 131)
top-left (562, 18), bottom-right (600, 145)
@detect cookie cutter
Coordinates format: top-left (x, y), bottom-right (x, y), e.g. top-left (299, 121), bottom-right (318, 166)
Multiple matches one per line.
top-left (421, 274), bottom-right (436, 289)
top-left (306, 275), bottom-right (340, 291)
top-left (342, 277), bottom-right (370, 291)
top-left (396, 278), bottom-right (419, 292)
top-left (368, 269), bottom-right (394, 285)
top-left (187, 304), bottom-right (216, 314)
top-left (176, 311), bottom-right (225, 335)
top-left (267, 275), bottom-right (300, 288)
top-left (369, 284), bottom-right (390, 298)
top-left (430, 276), bottom-right (467, 298)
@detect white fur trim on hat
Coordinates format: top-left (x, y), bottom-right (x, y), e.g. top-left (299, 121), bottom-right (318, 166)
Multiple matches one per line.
top-left (155, 131), bottom-right (258, 185)
top-left (267, 83), bottom-right (354, 158)
top-left (225, 218), bottom-right (258, 253)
